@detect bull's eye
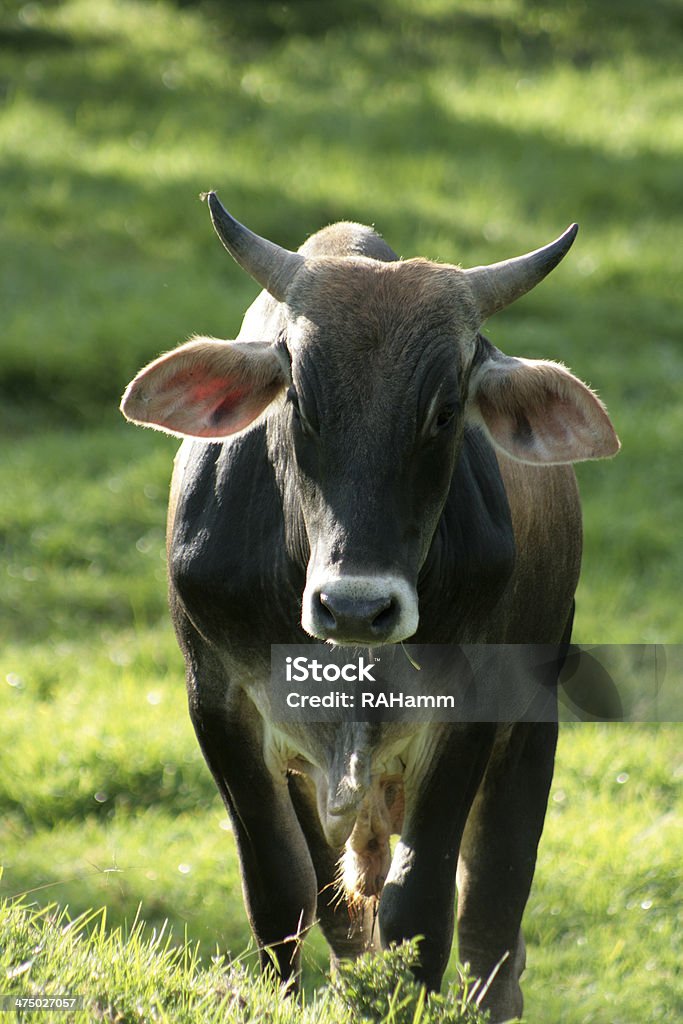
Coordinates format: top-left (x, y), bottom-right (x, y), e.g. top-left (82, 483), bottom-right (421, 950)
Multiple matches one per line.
top-left (286, 385), bottom-right (300, 412)
top-left (287, 386), bottom-right (316, 439)
top-left (429, 403), bottom-right (458, 437)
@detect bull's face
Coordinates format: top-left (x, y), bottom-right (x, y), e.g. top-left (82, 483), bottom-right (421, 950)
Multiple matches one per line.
top-left (283, 260), bottom-right (479, 644)
top-left (121, 194), bottom-right (619, 645)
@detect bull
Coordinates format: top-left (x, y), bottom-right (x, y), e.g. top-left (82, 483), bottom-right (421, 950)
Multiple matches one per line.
top-left (121, 193), bottom-right (619, 1022)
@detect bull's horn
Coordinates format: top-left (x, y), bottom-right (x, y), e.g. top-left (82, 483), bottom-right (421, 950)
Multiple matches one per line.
top-left (464, 223), bottom-right (579, 322)
top-left (202, 191), bottom-right (304, 302)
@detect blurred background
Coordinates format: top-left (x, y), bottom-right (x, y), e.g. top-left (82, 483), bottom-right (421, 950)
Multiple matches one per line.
top-left (1, 2), bottom-right (681, 1021)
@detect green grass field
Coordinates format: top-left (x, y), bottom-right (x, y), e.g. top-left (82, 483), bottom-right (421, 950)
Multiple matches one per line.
top-left (1, 1), bottom-right (681, 1021)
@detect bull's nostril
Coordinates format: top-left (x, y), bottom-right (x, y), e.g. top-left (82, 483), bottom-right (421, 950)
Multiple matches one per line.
top-left (318, 591), bottom-right (337, 630)
top-left (371, 598), bottom-right (398, 634)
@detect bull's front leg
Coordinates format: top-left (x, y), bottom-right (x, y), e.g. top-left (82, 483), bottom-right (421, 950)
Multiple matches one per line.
top-left (183, 637), bottom-right (317, 985)
top-left (456, 721), bottom-right (558, 1023)
top-left (378, 724), bottom-right (496, 990)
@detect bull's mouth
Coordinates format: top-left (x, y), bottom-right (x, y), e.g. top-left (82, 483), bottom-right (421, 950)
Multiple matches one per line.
top-left (301, 572), bottom-right (419, 646)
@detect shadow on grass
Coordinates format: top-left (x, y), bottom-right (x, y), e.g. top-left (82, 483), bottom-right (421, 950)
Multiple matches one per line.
top-left (173, 0), bottom-right (683, 62)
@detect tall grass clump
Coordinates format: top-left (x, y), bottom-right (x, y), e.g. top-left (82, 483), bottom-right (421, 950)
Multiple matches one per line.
top-left (0, 898), bottom-right (493, 1024)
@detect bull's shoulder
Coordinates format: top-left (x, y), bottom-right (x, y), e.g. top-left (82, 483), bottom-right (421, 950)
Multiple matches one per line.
top-left (418, 429), bottom-right (581, 642)
top-left (167, 429), bottom-right (305, 650)
top-left (417, 429), bottom-right (516, 641)
top-left (497, 455), bottom-right (581, 556)
top-left (494, 455), bottom-right (582, 639)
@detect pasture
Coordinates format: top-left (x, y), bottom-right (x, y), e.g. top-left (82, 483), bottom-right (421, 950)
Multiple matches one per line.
top-left (1, 1), bottom-right (681, 1020)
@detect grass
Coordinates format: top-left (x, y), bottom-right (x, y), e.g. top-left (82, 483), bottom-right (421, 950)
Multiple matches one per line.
top-left (0, 0), bottom-right (681, 1021)
top-left (1, 900), bottom-right (491, 1024)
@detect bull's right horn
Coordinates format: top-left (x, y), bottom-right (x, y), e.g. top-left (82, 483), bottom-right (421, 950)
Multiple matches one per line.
top-left (202, 191), bottom-right (304, 303)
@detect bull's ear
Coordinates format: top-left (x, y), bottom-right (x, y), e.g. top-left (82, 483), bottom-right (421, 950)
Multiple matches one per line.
top-left (120, 337), bottom-right (287, 439)
top-left (467, 351), bottom-right (620, 464)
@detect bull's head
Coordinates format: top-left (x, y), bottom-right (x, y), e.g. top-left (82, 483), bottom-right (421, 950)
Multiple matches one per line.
top-left (121, 193), bottom-right (619, 645)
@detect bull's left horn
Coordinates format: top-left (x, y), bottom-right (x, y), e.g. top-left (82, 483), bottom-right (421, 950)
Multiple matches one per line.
top-left (464, 223), bottom-right (579, 322)
top-left (202, 191), bottom-right (304, 302)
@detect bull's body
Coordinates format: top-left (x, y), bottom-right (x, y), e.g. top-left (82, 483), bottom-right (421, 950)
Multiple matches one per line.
top-left (122, 202), bottom-right (618, 1021)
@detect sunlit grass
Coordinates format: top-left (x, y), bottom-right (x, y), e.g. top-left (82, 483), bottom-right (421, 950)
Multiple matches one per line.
top-left (0, 907), bottom-right (490, 1024)
top-left (525, 724), bottom-right (683, 1022)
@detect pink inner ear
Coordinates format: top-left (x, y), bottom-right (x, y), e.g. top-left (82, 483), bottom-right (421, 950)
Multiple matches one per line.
top-left (155, 366), bottom-right (259, 437)
top-left (189, 376), bottom-right (245, 407)
top-left (477, 371), bottom-right (619, 465)
top-left (192, 378), bottom-right (258, 436)
top-left (123, 337), bottom-right (286, 438)
top-left (480, 392), bottom-right (590, 463)
top-left (189, 378), bottom-right (249, 424)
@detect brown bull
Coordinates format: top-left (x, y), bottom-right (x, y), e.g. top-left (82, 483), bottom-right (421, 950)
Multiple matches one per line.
top-left (121, 194), bottom-right (619, 1021)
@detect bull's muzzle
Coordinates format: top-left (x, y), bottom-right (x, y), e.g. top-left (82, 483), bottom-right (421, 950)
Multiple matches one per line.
top-left (302, 573), bottom-right (419, 646)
